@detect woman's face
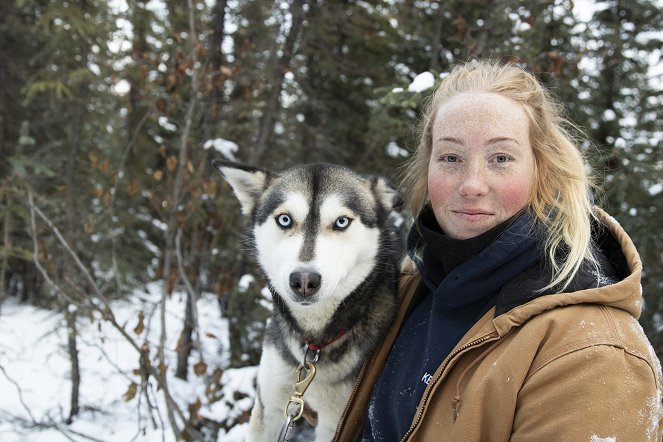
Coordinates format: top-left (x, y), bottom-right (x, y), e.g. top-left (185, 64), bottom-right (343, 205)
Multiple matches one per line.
top-left (427, 92), bottom-right (535, 240)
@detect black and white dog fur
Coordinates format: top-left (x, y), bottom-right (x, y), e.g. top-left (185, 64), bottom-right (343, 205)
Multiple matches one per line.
top-left (213, 160), bottom-right (401, 441)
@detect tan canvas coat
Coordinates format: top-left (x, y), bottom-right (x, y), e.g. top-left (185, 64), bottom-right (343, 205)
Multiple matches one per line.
top-left (334, 209), bottom-right (663, 441)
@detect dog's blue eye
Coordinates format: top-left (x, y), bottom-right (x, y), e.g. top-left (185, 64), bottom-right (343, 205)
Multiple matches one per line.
top-left (276, 214), bottom-right (292, 228)
top-left (334, 216), bottom-right (352, 230)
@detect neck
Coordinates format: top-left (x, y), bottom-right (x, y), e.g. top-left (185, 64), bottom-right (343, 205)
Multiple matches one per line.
top-left (418, 206), bottom-right (515, 285)
top-left (271, 290), bottom-right (355, 348)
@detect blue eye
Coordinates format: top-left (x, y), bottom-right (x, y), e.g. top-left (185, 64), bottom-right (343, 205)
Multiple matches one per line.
top-left (495, 155), bottom-right (509, 163)
top-left (334, 216), bottom-right (352, 230)
top-left (438, 154), bottom-right (461, 164)
top-left (276, 214), bottom-right (293, 228)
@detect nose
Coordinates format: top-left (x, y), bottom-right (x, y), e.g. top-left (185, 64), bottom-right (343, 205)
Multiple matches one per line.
top-left (289, 271), bottom-right (321, 297)
top-left (458, 163), bottom-right (489, 197)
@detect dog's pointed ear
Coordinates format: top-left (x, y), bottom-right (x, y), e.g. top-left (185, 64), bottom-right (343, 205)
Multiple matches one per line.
top-left (371, 176), bottom-right (403, 212)
top-left (212, 160), bottom-right (274, 215)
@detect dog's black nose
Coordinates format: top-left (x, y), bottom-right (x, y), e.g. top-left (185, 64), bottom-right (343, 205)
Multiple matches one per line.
top-left (289, 271), bottom-right (321, 297)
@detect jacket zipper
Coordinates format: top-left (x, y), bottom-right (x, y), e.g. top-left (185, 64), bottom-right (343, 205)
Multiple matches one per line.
top-left (400, 332), bottom-right (499, 442)
top-left (333, 358), bottom-right (369, 441)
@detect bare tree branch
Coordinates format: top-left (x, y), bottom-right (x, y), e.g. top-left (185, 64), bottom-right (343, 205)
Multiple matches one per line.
top-left (0, 363), bottom-right (38, 424)
top-left (27, 190), bottom-right (201, 441)
top-left (0, 365), bottom-right (109, 442)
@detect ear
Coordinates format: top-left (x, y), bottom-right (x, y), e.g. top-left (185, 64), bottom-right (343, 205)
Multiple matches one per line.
top-left (211, 160), bottom-right (273, 215)
top-left (371, 176), bottom-right (403, 212)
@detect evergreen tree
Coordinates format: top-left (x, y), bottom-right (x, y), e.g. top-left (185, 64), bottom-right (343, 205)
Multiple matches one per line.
top-left (288, 0), bottom-right (403, 174)
top-left (576, 0), bottom-right (663, 356)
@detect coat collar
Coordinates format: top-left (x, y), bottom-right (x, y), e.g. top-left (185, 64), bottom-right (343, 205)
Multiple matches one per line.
top-left (492, 207), bottom-right (642, 336)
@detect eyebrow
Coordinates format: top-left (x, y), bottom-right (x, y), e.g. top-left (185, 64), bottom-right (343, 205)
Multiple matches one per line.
top-left (435, 136), bottom-right (520, 145)
top-left (436, 136), bottom-right (463, 145)
top-left (488, 136), bottom-right (520, 145)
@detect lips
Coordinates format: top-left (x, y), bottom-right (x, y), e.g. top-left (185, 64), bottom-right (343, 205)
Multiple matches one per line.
top-left (454, 209), bottom-right (492, 216)
top-left (452, 210), bottom-right (494, 224)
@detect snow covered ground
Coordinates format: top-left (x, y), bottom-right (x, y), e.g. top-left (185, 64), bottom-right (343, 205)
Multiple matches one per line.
top-left (0, 283), bottom-right (256, 441)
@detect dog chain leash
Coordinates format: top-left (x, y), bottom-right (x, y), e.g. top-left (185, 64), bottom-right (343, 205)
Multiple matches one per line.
top-left (277, 344), bottom-right (320, 442)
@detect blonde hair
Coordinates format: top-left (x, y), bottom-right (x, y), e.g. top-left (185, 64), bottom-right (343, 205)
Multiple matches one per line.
top-left (401, 59), bottom-right (598, 291)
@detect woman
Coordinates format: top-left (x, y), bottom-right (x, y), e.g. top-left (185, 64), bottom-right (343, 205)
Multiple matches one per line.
top-left (333, 60), bottom-right (663, 441)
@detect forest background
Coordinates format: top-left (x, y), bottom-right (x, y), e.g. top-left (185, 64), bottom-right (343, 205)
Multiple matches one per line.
top-left (0, 0), bottom-right (661, 440)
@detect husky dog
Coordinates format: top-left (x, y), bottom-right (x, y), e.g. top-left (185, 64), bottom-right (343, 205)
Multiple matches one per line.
top-left (212, 160), bottom-right (402, 441)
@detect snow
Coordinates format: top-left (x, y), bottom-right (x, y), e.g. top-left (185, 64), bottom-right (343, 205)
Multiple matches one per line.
top-left (238, 274), bottom-right (256, 292)
top-left (602, 109), bottom-right (616, 122)
top-left (573, 0), bottom-right (603, 22)
top-left (0, 283), bottom-right (257, 441)
top-left (158, 116), bottom-right (177, 132)
top-left (648, 183), bottom-right (663, 196)
top-left (199, 365), bottom-right (257, 442)
top-left (408, 72), bottom-right (435, 93)
top-left (385, 141), bottom-right (408, 158)
top-left (112, 79), bottom-right (131, 95)
top-left (204, 138), bottom-right (239, 161)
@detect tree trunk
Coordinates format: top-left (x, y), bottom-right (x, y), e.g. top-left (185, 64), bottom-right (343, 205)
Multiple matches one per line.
top-left (62, 4), bottom-right (91, 420)
top-left (0, 0), bottom-right (8, 177)
top-left (163, 0), bottom-right (200, 400)
top-left (429, 3), bottom-right (445, 71)
top-left (202, 0), bottom-right (228, 143)
top-left (0, 0), bottom-right (10, 307)
top-left (175, 227), bottom-right (203, 380)
top-left (64, 307), bottom-right (80, 424)
top-left (127, 1), bottom-right (150, 143)
top-left (0, 201), bottom-right (10, 311)
top-left (175, 289), bottom-right (195, 380)
top-left (250, 0), bottom-right (307, 164)
top-left (473, 0), bottom-right (494, 58)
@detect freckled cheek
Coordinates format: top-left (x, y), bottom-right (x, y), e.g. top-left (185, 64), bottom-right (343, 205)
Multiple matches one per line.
top-left (497, 176), bottom-right (533, 214)
top-left (427, 172), bottom-right (454, 206)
